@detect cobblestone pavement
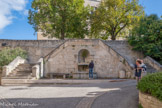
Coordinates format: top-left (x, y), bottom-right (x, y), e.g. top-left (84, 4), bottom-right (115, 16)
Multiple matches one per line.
top-left (0, 79), bottom-right (138, 108)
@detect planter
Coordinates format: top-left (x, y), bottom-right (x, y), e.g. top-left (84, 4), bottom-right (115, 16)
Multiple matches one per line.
top-left (139, 91), bottom-right (162, 108)
top-left (0, 69), bottom-right (1, 85)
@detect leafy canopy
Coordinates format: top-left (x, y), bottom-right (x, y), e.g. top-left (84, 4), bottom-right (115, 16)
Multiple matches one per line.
top-left (128, 14), bottom-right (162, 64)
top-left (28, 0), bottom-right (90, 40)
top-left (90, 0), bottom-right (144, 40)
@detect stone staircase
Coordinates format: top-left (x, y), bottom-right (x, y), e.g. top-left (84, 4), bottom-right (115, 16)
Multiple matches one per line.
top-left (145, 63), bottom-right (157, 73)
top-left (103, 40), bottom-right (158, 73)
top-left (5, 64), bottom-right (33, 79)
top-left (104, 41), bottom-right (139, 63)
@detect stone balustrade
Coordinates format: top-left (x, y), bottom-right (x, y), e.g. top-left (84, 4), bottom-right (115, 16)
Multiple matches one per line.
top-left (32, 64), bottom-right (40, 79)
top-left (32, 58), bottom-right (44, 79)
top-left (139, 91), bottom-right (162, 108)
top-left (2, 56), bottom-right (27, 77)
top-left (144, 56), bottom-right (162, 71)
top-left (0, 69), bottom-right (1, 85)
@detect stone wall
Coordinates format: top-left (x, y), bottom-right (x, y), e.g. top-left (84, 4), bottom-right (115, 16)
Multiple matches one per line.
top-left (0, 39), bottom-right (65, 63)
top-left (37, 32), bottom-right (59, 40)
top-left (44, 39), bottom-right (127, 78)
top-left (103, 40), bottom-right (144, 64)
top-left (0, 39), bottom-right (147, 78)
top-left (144, 56), bottom-right (162, 71)
top-left (84, 0), bottom-right (101, 7)
top-left (0, 69), bottom-right (1, 85)
top-left (99, 40), bottom-right (134, 78)
top-left (139, 91), bottom-right (162, 108)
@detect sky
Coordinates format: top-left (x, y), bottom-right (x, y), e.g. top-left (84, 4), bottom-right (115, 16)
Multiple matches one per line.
top-left (0, 0), bottom-right (161, 40)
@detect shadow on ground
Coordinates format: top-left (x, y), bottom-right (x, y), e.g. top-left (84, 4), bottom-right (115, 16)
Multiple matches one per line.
top-left (91, 85), bottom-right (139, 108)
top-left (0, 80), bottom-right (138, 108)
top-left (26, 79), bottom-right (136, 89)
top-left (2, 86), bottom-right (138, 108)
top-left (1, 97), bottom-right (82, 108)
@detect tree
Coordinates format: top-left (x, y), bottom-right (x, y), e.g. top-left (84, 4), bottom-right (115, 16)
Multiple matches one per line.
top-left (90, 0), bottom-right (144, 40)
top-left (28, 0), bottom-right (90, 40)
top-left (128, 14), bottom-right (162, 64)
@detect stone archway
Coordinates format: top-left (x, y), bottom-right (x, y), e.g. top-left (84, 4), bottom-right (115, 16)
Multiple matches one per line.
top-left (78, 49), bottom-right (90, 63)
top-left (78, 49), bottom-right (90, 72)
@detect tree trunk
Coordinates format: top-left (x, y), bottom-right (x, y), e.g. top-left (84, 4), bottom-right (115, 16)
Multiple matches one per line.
top-left (61, 13), bottom-right (65, 40)
top-left (111, 34), bottom-right (116, 40)
top-left (61, 29), bottom-right (65, 40)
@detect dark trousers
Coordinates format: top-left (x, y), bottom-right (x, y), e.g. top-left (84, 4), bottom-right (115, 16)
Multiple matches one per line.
top-left (135, 69), bottom-right (142, 78)
top-left (89, 68), bottom-right (93, 78)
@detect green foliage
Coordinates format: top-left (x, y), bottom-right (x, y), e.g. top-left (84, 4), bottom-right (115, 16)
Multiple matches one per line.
top-left (29, 0), bottom-right (90, 40)
top-left (138, 104), bottom-right (143, 108)
top-left (0, 48), bottom-right (27, 66)
top-left (128, 14), bottom-right (162, 64)
top-left (81, 50), bottom-right (89, 58)
top-left (90, 0), bottom-right (144, 40)
top-left (137, 72), bottom-right (162, 101)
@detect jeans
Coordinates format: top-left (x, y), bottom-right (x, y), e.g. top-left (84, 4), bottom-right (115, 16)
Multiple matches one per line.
top-left (89, 68), bottom-right (93, 78)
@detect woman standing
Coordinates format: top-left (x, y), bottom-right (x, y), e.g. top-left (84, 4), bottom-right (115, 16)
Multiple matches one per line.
top-left (135, 59), bottom-right (142, 83)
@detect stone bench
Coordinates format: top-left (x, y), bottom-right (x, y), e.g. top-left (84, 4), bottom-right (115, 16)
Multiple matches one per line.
top-left (48, 73), bottom-right (71, 79)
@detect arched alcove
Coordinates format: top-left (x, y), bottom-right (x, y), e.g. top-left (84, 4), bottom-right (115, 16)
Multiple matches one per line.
top-left (78, 49), bottom-right (90, 72)
top-left (78, 49), bottom-right (90, 63)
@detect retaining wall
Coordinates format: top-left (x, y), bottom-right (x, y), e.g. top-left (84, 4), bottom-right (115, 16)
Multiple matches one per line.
top-left (0, 39), bottom-right (65, 63)
top-left (139, 91), bottom-right (162, 108)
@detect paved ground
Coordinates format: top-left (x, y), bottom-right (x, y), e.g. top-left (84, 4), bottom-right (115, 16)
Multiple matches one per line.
top-left (0, 79), bottom-right (138, 108)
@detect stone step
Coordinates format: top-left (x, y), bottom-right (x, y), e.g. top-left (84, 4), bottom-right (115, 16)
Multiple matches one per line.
top-left (14, 68), bottom-right (31, 70)
top-left (17, 70), bottom-right (32, 73)
top-left (11, 63), bottom-right (33, 75)
top-left (9, 74), bottom-right (32, 77)
top-left (12, 71), bottom-right (32, 74)
top-left (17, 64), bottom-right (32, 67)
top-left (8, 69), bottom-right (32, 78)
top-left (16, 67), bottom-right (32, 69)
top-left (145, 63), bottom-right (157, 73)
top-left (11, 71), bottom-right (32, 74)
top-left (14, 67), bottom-right (31, 69)
top-left (9, 72), bottom-right (32, 76)
top-left (16, 64), bottom-right (31, 66)
top-left (7, 75), bottom-right (32, 78)
top-left (13, 69), bottom-right (32, 72)
top-left (16, 66), bottom-right (32, 69)
top-left (19, 63), bottom-right (32, 66)
top-left (17, 64), bottom-right (32, 68)
top-left (2, 76), bottom-right (33, 79)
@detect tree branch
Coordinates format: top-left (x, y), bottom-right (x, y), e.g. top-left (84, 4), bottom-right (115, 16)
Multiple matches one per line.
top-left (115, 23), bottom-right (128, 36)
